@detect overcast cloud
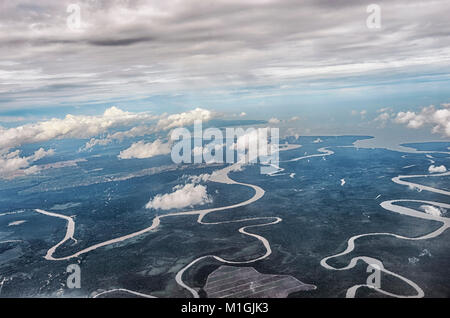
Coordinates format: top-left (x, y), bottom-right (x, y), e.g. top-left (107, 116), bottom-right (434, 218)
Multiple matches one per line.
top-left (1, 0), bottom-right (450, 110)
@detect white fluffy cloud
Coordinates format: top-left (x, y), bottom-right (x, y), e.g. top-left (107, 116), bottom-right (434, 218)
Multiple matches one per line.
top-left (145, 183), bottom-right (212, 210)
top-left (0, 106), bottom-right (216, 177)
top-left (118, 139), bottom-right (171, 159)
top-left (395, 105), bottom-right (450, 137)
top-left (84, 107), bottom-right (215, 150)
top-left (156, 108), bottom-right (214, 130)
top-left (0, 148), bottom-right (54, 179)
top-left (31, 147), bottom-right (54, 161)
top-left (428, 165), bottom-right (447, 173)
top-left (83, 125), bottom-right (161, 150)
top-left (0, 106), bottom-right (156, 151)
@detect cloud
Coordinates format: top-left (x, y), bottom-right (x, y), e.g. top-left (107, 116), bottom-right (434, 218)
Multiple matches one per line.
top-left (118, 139), bottom-right (171, 159)
top-left (428, 165), bottom-right (447, 173)
top-left (377, 107), bottom-right (392, 113)
top-left (395, 105), bottom-right (450, 137)
top-left (0, 147), bottom-right (54, 179)
top-left (156, 108), bottom-right (214, 130)
top-left (0, 106), bottom-right (156, 151)
top-left (239, 112), bottom-right (247, 117)
top-left (420, 205), bottom-right (445, 217)
top-left (268, 117), bottom-right (280, 124)
top-left (31, 147), bottom-right (55, 161)
top-left (373, 112), bottom-right (392, 128)
top-left (145, 183), bottom-right (212, 210)
top-left (0, 105), bottom-right (216, 177)
top-left (83, 107), bottom-right (215, 150)
top-left (82, 124), bottom-right (161, 151)
top-left (351, 110), bottom-right (367, 119)
top-left (289, 116), bottom-right (300, 122)
top-left (2, 1), bottom-right (450, 109)
top-left (83, 137), bottom-right (117, 150)
top-left (374, 112), bottom-right (391, 121)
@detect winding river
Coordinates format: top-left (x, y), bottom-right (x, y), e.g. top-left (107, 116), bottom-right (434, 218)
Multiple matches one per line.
top-left (31, 144), bottom-right (449, 298)
top-left (320, 170), bottom-right (450, 298)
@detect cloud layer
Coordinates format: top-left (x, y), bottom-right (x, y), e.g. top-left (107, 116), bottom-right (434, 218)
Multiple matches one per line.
top-left (0, 106), bottom-right (155, 150)
top-left (2, 0), bottom-right (450, 108)
top-left (84, 107), bottom-right (215, 150)
top-left (0, 106), bottom-right (215, 177)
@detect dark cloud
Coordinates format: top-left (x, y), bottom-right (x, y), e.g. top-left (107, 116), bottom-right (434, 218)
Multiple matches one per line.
top-left (88, 36), bottom-right (154, 46)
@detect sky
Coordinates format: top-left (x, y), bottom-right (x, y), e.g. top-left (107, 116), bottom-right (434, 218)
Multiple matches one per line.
top-left (0, 0), bottom-right (449, 138)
